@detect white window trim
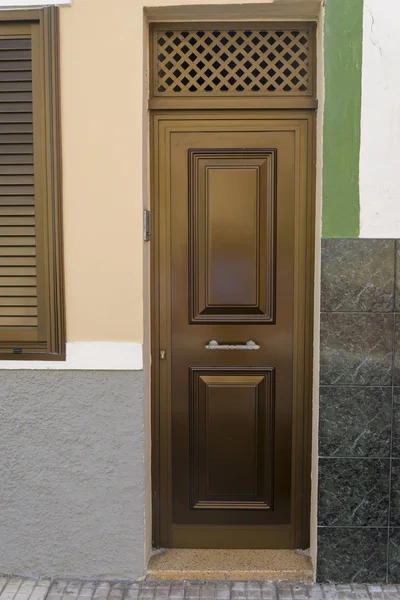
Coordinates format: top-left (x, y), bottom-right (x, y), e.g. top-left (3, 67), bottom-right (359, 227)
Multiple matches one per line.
top-left (0, 0), bottom-right (71, 7)
top-left (0, 342), bottom-right (143, 370)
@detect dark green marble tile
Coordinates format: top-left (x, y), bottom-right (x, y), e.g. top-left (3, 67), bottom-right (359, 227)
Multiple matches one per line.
top-left (321, 239), bottom-right (395, 312)
top-left (319, 386), bottom-right (392, 457)
top-left (389, 528), bottom-right (400, 583)
top-left (317, 527), bottom-right (388, 583)
top-left (320, 313), bottom-right (394, 386)
top-left (393, 388), bottom-right (400, 458)
top-left (393, 317), bottom-right (400, 386)
top-left (390, 460), bottom-right (400, 526)
top-left (318, 458), bottom-right (390, 526)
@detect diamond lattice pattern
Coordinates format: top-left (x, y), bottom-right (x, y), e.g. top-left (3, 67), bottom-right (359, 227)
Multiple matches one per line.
top-left (156, 28), bottom-right (311, 95)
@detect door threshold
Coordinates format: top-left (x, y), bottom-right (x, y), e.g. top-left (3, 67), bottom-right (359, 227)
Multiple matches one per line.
top-left (147, 549), bottom-right (312, 581)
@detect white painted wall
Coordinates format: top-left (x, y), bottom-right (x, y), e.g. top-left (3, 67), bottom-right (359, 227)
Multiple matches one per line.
top-left (359, 0), bottom-right (400, 237)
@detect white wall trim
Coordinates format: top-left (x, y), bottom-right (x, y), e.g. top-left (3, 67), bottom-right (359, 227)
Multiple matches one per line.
top-left (0, 0), bottom-right (71, 7)
top-left (0, 342), bottom-right (143, 370)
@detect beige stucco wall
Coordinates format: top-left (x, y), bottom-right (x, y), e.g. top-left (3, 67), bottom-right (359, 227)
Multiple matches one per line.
top-left (60, 0), bottom-right (142, 342)
top-left (59, 0), bottom-right (321, 343)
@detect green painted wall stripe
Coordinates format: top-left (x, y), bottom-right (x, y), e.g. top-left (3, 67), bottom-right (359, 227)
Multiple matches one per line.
top-left (322, 0), bottom-right (363, 238)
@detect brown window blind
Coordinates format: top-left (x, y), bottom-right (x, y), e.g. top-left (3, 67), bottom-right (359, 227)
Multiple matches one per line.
top-left (0, 8), bottom-right (64, 360)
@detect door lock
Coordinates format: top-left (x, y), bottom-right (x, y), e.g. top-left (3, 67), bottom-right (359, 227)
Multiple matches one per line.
top-left (160, 350), bottom-right (166, 360)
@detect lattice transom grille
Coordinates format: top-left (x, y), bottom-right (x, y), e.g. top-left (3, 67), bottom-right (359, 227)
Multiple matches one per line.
top-left (154, 27), bottom-right (312, 96)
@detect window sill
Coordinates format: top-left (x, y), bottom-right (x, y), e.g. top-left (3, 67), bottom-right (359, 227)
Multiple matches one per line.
top-left (0, 1), bottom-right (71, 7)
top-left (0, 342), bottom-right (143, 370)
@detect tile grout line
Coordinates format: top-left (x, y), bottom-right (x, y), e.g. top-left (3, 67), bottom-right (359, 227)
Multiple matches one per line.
top-left (91, 581), bottom-right (100, 600)
top-left (320, 312), bottom-right (400, 315)
top-left (386, 240), bottom-right (398, 583)
top-left (60, 582), bottom-right (67, 600)
top-left (41, 581), bottom-right (52, 600)
top-left (320, 385), bottom-right (394, 388)
top-left (13, 578), bottom-right (24, 600)
top-left (105, 580), bottom-right (113, 600)
top-left (127, 583), bottom-right (138, 600)
top-left (319, 456), bottom-right (391, 460)
top-left (76, 581), bottom-right (85, 600)
top-left (27, 581), bottom-right (40, 600)
top-left (61, 580), bottom-right (72, 600)
top-left (317, 525), bottom-right (392, 529)
top-left (88, 581), bottom-right (97, 600)
top-left (0, 579), bottom-right (9, 597)
top-left (55, 579), bottom-right (69, 600)
top-left (42, 579), bottom-right (57, 600)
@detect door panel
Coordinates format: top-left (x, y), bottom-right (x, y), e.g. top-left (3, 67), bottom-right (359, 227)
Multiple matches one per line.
top-left (152, 112), bottom-right (313, 549)
top-left (189, 149), bottom-right (276, 322)
top-left (190, 368), bottom-right (275, 511)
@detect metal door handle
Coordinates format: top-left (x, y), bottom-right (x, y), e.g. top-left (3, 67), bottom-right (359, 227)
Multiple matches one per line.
top-left (205, 340), bottom-right (260, 351)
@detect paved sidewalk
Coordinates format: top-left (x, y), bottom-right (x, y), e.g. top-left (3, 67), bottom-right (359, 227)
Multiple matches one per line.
top-left (2, 579), bottom-right (400, 600)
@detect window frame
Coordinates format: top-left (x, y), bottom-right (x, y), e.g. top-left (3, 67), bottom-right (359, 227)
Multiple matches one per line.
top-left (0, 7), bottom-right (65, 361)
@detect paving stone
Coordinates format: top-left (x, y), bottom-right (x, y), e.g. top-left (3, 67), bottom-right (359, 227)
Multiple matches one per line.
top-left (92, 584), bottom-right (111, 600)
top-left (51, 583), bottom-right (69, 596)
top-left (200, 585), bottom-right (216, 600)
top-left (350, 586), bottom-right (370, 600)
top-left (322, 586), bottom-right (338, 600)
top-left (46, 594), bottom-right (64, 600)
top-left (246, 586), bottom-right (261, 593)
top-left (261, 584), bottom-right (277, 600)
top-left (64, 583), bottom-right (82, 595)
top-left (17, 582), bottom-right (35, 594)
top-left (78, 583), bottom-right (96, 599)
top-left (1, 583), bottom-right (21, 600)
top-left (305, 585), bottom-right (323, 600)
top-left (138, 590), bottom-right (154, 600)
top-left (28, 586), bottom-right (50, 600)
top-left (215, 586), bottom-right (230, 598)
top-left (127, 586), bottom-right (140, 600)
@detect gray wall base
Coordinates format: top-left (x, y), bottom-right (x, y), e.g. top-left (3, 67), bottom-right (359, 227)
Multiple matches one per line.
top-left (0, 370), bottom-right (145, 580)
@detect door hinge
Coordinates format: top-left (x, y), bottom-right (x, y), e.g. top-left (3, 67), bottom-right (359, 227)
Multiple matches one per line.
top-left (144, 209), bottom-right (151, 242)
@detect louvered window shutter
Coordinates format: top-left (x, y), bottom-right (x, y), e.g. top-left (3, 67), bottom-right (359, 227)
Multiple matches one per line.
top-left (0, 9), bottom-right (64, 359)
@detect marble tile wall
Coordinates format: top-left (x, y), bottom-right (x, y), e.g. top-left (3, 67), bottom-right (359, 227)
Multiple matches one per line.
top-left (317, 239), bottom-right (400, 583)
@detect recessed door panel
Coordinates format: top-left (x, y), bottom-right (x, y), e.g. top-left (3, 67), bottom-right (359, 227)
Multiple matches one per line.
top-left (189, 149), bottom-right (276, 323)
top-left (190, 368), bottom-right (275, 510)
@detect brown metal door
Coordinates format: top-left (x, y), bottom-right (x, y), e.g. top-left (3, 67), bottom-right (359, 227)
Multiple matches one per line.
top-left (152, 112), bottom-right (314, 549)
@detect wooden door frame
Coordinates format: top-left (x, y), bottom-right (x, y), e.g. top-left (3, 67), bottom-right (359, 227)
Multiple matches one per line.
top-left (150, 109), bottom-right (316, 549)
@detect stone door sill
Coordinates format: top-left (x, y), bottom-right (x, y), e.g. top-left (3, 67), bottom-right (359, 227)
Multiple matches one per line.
top-left (147, 549), bottom-right (313, 581)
